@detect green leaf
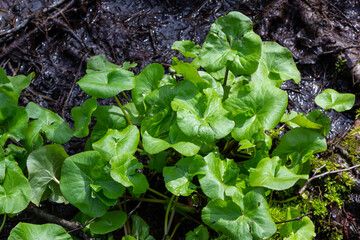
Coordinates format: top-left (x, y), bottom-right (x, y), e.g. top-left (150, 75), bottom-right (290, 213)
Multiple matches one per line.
top-left (251, 41), bottom-right (300, 86)
top-left (0, 87), bottom-right (18, 109)
top-left (27, 145), bottom-right (68, 206)
top-left (7, 72), bottom-right (34, 97)
top-left (141, 107), bottom-right (176, 137)
top-left (281, 111), bottom-right (323, 130)
top-left (172, 88), bottom-right (234, 142)
top-left (77, 69), bottom-right (135, 98)
top-left (132, 63), bottom-right (164, 114)
top-left (124, 102), bottom-right (143, 125)
top-left (171, 58), bottom-right (210, 88)
top-left (92, 125), bottom-right (140, 160)
top-left (26, 102), bottom-right (73, 144)
top-left (198, 153), bottom-right (238, 199)
top-left (86, 55), bottom-right (136, 73)
top-left (0, 106), bottom-right (28, 145)
top-left (0, 167), bottom-right (31, 214)
top-left (22, 120), bottom-right (43, 152)
top-left (89, 105), bottom-right (128, 144)
top-left (60, 151), bottom-right (125, 217)
top-left (224, 81), bottom-right (287, 141)
top-left (89, 210), bottom-right (127, 234)
top-left (172, 40), bottom-right (200, 58)
top-left (149, 151), bottom-right (168, 173)
top-left (0, 148), bottom-right (4, 182)
top-left (315, 89), bottom-right (355, 112)
top-left (249, 157), bottom-right (308, 190)
top-left (272, 128), bottom-right (327, 172)
top-left (8, 223), bottom-right (72, 240)
top-left (71, 98), bottom-right (98, 138)
top-left (142, 125), bottom-right (202, 157)
top-left (0, 67), bottom-right (10, 85)
top-left (186, 225), bottom-right (209, 240)
top-left (110, 153), bottom-right (149, 195)
top-left (164, 155), bottom-right (206, 196)
top-left (199, 12), bottom-right (262, 75)
top-left (131, 215), bottom-right (155, 240)
top-left (202, 189), bottom-right (276, 240)
top-left (280, 208), bottom-right (316, 240)
top-left (307, 110), bottom-right (331, 136)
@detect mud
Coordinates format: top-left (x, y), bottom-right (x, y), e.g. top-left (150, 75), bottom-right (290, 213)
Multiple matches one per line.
top-left (0, 0), bottom-right (359, 239)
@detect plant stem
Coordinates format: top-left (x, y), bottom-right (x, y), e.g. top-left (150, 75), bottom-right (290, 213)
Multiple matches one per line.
top-left (114, 95), bottom-right (133, 126)
top-left (223, 68), bottom-right (229, 87)
top-left (163, 195), bottom-right (175, 240)
top-left (148, 188), bottom-right (169, 199)
top-left (125, 196), bottom-right (166, 204)
top-left (53, 177), bottom-right (60, 185)
top-left (186, 56), bottom-right (189, 63)
top-left (169, 217), bottom-right (185, 239)
top-left (268, 190), bottom-right (273, 205)
top-left (123, 195), bottom-right (132, 235)
top-left (118, 201), bottom-right (128, 235)
top-left (167, 196), bottom-right (179, 233)
top-left (222, 139), bottom-right (237, 155)
top-left (0, 214), bottom-right (6, 232)
top-left (122, 91), bottom-right (132, 102)
top-left (274, 196), bottom-right (299, 204)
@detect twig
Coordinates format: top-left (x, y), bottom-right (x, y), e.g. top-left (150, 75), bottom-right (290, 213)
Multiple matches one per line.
top-left (299, 164), bottom-right (360, 195)
top-left (27, 206), bottom-right (93, 240)
top-left (67, 217), bottom-right (96, 233)
top-left (275, 212), bottom-right (313, 224)
top-left (322, 45), bottom-right (360, 55)
top-left (0, 16), bottom-right (34, 37)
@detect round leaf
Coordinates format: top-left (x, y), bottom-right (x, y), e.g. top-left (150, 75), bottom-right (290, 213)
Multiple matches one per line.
top-left (77, 69), bottom-right (135, 98)
top-left (171, 40), bottom-right (200, 58)
top-left (71, 98), bottom-right (98, 138)
top-left (89, 210), bottom-right (127, 234)
top-left (131, 215), bottom-right (155, 240)
top-left (8, 223), bottom-right (71, 240)
top-left (27, 145), bottom-right (68, 206)
top-left (315, 88), bottom-right (355, 112)
top-left (280, 208), bottom-right (316, 240)
top-left (60, 151), bottom-right (125, 217)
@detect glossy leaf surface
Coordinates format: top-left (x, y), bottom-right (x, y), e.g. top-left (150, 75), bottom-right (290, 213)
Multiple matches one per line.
top-left (8, 223), bottom-right (71, 240)
top-left (315, 89), bottom-right (355, 112)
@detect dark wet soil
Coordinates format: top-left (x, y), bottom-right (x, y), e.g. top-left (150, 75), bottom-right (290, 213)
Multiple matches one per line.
top-left (0, 0), bottom-right (359, 239)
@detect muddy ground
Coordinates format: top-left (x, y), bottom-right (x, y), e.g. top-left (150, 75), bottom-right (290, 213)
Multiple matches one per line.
top-left (0, 0), bottom-right (359, 239)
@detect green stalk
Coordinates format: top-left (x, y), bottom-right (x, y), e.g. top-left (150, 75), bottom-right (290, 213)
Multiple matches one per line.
top-left (186, 56), bottom-right (189, 63)
top-left (125, 196), bottom-right (166, 204)
top-left (114, 95), bottom-right (133, 126)
top-left (117, 203), bottom-right (128, 235)
top-left (169, 218), bottom-right (185, 239)
top-left (123, 195), bottom-right (132, 234)
top-left (167, 196), bottom-right (179, 233)
top-left (274, 196), bottom-right (298, 204)
top-left (122, 91), bottom-right (132, 102)
top-left (148, 188), bottom-right (169, 199)
top-left (268, 190), bottom-right (274, 205)
top-left (223, 68), bottom-right (229, 87)
top-left (163, 195), bottom-right (175, 239)
top-left (0, 214), bottom-right (6, 232)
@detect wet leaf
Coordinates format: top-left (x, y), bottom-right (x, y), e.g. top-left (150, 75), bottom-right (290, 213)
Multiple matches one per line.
top-left (202, 189), bottom-right (276, 240)
top-left (224, 81), bottom-right (287, 141)
top-left (249, 157), bottom-right (308, 190)
top-left (71, 97), bottom-right (98, 138)
top-left (315, 88), bottom-right (355, 112)
top-left (163, 155), bottom-right (206, 196)
top-left (198, 152), bottom-right (238, 199)
top-left (60, 151), bottom-right (125, 217)
top-left (185, 225), bottom-right (209, 240)
top-left (27, 145), bottom-right (68, 206)
top-left (89, 210), bottom-right (127, 234)
top-left (172, 40), bottom-right (200, 58)
top-left (86, 55), bottom-right (136, 73)
top-left (172, 88), bottom-right (234, 142)
top-left (8, 223), bottom-right (71, 240)
top-left (131, 215), bottom-right (155, 240)
top-left (251, 41), bottom-right (300, 86)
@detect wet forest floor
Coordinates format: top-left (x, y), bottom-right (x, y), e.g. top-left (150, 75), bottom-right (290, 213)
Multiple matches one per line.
top-left (0, 0), bottom-right (360, 239)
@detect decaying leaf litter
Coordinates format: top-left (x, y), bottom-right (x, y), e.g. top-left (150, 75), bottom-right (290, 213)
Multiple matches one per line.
top-left (0, 0), bottom-right (359, 239)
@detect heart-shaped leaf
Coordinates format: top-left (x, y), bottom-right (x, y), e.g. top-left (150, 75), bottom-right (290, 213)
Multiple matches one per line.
top-left (7, 72), bottom-right (34, 97)
top-left (0, 165), bottom-right (31, 214)
top-left (110, 153), bottom-right (149, 195)
top-left (199, 12), bottom-right (262, 75)
top-left (163, 155), bottom-right (206, 196)
top-left (198, 153), bottom-right (238, 199)
top-left (60, 151), bottom-right (125, 217)
top-left (26, 102), bottom-right (73, 144)
top-left (27, 145), bottom-right (68, 206)
top-left (224, 81), bottom-right (287, 141)
top-left (172, 40), bottom-right (200, 58)
top-left (249, 157), bottom-right (308, 190)
top-left (77, 69), bottom-right (135, 98)
top-left (71, 97), bottom-right (98, 138)
top-left (143, 125), bottom-right (202, 156)
top-left (280, 208), bottom-right (316, 240)
top-left (89, 210), bottom-right (127, 234)
top-left (172, 88), bottom-right (234, 142)
top-left (273, 128), bottom-right (327, 167)
top-left (8, 223), bottom-right (72, 240)
top-left (251, 41), bottom-right (300, 86)
top-left (315, 88), bottom-right (355, 112)
top-left (202, 189), bottom-right (276, 240)
top-left (92, 125), bottom-right (139, 160)
top-left (86, 55), bottom-right (136, 73)
top-left (132, 63), bottom-right (164, 114)
top-left (185, 225), bottom-right (209, 240)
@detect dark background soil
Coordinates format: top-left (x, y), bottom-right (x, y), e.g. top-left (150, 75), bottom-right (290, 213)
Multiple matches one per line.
top-left (0, 0), bottom-right (359, 239)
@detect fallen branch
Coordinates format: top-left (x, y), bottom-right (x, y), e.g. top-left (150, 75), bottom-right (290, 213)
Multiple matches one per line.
top-left (299, 164), bottom-right (360, 195)
top-left (275, 212), bottom-right (313, 224)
